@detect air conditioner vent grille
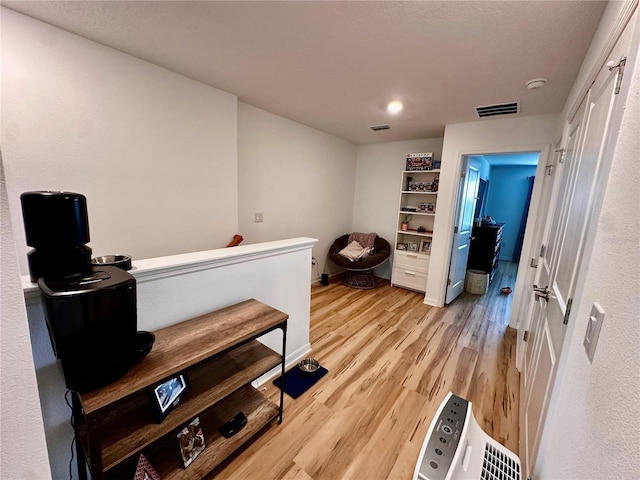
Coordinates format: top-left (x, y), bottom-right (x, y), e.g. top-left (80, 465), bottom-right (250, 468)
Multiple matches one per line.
top-left (475, 101), bottom-right (520, 118)
top-left (481, 443), bottom-right (521, 480)
top-left (369, 124), bottom-right (390, 131)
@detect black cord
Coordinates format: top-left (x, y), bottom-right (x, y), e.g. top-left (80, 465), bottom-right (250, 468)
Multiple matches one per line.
top-left (64, 389), bottom-right (76, 480)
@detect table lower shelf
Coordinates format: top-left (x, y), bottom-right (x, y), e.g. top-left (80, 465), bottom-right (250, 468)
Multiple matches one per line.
top-left (107, 384), bottom-right (279, 480)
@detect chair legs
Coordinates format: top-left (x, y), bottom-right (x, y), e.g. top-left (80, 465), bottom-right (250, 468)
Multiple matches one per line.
top-left (344, 270), bottom-right (376, 289)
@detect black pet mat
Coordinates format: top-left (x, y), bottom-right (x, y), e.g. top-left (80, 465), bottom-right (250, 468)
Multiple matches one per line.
top-left (273, 365), bottom-right (329, 399)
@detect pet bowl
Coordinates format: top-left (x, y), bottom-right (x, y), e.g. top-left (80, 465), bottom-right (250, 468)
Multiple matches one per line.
top-left (92, 254), bottom-right (132, 271)
top-left (298, 358), bottom-right (320, 374)
top-left (131, 331), bottom-right (155, 364)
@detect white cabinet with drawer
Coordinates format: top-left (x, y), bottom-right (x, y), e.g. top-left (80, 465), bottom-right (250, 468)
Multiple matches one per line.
top-left (392, 250), bottom-right (430, 292)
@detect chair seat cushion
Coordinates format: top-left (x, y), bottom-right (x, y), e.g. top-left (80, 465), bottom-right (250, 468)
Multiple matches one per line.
top-left (338, 241), bottom-right (373, 262)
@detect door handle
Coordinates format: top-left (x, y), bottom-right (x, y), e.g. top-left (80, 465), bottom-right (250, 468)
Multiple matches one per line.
top-left (533, 284), bottom-right (554, 302)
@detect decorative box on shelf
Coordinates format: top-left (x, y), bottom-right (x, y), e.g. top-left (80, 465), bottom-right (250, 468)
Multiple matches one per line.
top-left (405, 152), bottom-right (434, 171)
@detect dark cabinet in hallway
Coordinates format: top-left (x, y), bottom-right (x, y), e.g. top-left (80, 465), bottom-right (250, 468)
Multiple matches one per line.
top-left (468, 223), bottom-right (505, 283)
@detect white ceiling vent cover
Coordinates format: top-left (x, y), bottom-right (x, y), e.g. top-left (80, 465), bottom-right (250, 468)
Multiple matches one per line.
top-left (475, 101), bottom-right (520, 118)
top-left (413, 392), bottom-right (521, 480)
top-left (369, 124), bottom-right (390, 131)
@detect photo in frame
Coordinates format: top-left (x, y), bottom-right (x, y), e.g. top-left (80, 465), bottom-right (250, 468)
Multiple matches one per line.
top-left (149, 374), bottom-right (189, 422)
top-left (407, 242), bottom-right (419, 252)
top-left (177, 417), bottom-right (206, 468)
top-left (419, 240), bottom-right (431, 254)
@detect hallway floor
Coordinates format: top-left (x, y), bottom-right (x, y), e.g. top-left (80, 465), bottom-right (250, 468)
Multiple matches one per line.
top-left (212, 261), bottom-right (520, 480)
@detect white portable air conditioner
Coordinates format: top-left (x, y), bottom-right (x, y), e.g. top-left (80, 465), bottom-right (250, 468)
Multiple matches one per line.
top-left (413, 392), bottom-right (521, 480)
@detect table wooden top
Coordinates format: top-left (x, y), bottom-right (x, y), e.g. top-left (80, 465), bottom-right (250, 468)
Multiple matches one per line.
top-left (79, 298), bottom-right (288, 414)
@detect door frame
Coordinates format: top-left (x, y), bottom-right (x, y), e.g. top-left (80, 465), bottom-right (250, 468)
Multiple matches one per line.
top-left (440, 144), bottom-right (551, 323)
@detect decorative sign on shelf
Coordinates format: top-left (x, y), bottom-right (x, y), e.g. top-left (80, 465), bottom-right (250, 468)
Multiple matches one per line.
top-left (406, 152), bottom-right (434, 171)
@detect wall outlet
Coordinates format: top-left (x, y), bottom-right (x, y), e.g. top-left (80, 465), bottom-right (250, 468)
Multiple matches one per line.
top-left (311, 257), bottom-right (317, 265)
top-left (254, 212), bottom-right (263, 223)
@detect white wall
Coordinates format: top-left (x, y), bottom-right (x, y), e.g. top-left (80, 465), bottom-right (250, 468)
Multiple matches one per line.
top-left (352, 139), bottom-right (444, 279)
top-left (0, 158), bottom-right (52, 479)
top-left (535, 4), bottom-right (640, 478)
top-left (1, 9), bottom-right (238, 272)
top-left (238, 102), bottom-right (357, 279)
top-left (426, 114), bottom-right (561, 306)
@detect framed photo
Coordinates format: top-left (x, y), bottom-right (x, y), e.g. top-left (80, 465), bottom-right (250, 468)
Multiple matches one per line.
top-left (397, 242), bottom-right (408, 250)
top-left (149, 374), bottom-right (189, 422)
top-left (426, 203), bottom-right (436, 213)
top-left (407, 242), bottom-right (419, 252)
top-left (420, 240), bottom-right (431, 254)
top-left (178, 417), bottom-right (206, 469)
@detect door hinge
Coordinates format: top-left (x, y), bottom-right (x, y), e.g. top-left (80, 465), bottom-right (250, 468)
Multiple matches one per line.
top-left (523, 331), bottom-right (529, 342)
top-left (454, 226), bottom-right (458, 234)
top-left (539, 244), bottom-right (547, 258)
top-left (530, 258), bottom-right (538, 268)
top-left (461, 170), bottom-right (466, 178)
top-left (555, 148), bottom-right (566, 163)
top-left (563, 298), bottom-right (573, 324)
top-left (608, 56), bottom-right (627, 95)
top-left (546, 164), bottom-right (554, 176)
top-left (447, 278), bottom-right (452, 286)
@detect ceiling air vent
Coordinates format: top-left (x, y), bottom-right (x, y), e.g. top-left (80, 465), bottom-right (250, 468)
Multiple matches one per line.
top-left (475, 101), bottom-right (520, 118)
top-left (369, 124), bottom-right (390, 131)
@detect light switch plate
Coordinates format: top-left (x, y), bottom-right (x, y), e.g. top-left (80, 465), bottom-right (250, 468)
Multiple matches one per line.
top-left (584, 302), bottom-right (605, 362)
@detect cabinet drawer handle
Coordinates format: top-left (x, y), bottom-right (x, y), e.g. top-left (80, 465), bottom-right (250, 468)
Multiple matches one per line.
top-left (404, 270), bottom-right (416, 276)
top-left (406, 253), bottom-right (418, 258)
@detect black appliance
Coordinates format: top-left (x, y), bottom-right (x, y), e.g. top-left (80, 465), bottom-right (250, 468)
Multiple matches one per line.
top-left (20, 190), bottom-right (150, 393)
top-left (20, 191), bottom-right (93, 282)
top-left (38, 266), bottom-right (137, 393)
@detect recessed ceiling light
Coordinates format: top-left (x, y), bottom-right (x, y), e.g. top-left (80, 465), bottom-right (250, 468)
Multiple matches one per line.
top-left (525, 78), bottom-right (548, 90)
top-left (387, 101), bottom-right (403, 114)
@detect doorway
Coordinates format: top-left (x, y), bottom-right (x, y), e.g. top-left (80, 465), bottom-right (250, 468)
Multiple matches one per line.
top-left (445, 151), bottom-right (541, 307)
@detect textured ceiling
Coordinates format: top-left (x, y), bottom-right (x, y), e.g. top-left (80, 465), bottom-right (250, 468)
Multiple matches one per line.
top-left (2, 1), bottom-right (607, 145)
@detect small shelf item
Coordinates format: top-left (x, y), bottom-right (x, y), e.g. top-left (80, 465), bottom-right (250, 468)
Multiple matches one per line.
top-left (150, 374), bottom-right (190, 422)
top-left (405, 152), bottom-right (434, 171)
top-left (177, 417), bottom-right (206, 468)
top-left (392, 159), bottom-right (441, 293)
top-left (133, 454), bottom-right (160, 480)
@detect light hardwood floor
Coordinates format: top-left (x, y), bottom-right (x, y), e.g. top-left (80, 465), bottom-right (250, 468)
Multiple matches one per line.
top-left (212, 262), bottom-right (520, 480)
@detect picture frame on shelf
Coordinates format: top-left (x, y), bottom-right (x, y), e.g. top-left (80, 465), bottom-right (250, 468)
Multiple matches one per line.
top-left (407, 242), bottom-right (419, 252)
top-left (178, 416), bottom-right (206, 469)
top-left (149, 374), bottom-right (190, 422)
top-left (397, 243), bottom-right (408, 250)
top-left (420, 240), bottom-right (431, 254)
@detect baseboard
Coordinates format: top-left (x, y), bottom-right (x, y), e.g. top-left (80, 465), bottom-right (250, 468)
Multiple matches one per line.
top-left (253, 342), bottom-right (312, 387)
top-left (423, 295), bottom-right (444, 307)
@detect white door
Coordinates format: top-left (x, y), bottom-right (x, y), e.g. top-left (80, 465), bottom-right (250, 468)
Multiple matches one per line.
top-left (519, 24), bottom-right (632, 477)
top-left (445, 157), bottom-right (480, 304)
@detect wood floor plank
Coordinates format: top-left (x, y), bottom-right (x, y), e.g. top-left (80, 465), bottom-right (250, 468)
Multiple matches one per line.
top-left (213, 261), bottom-right (520, 479)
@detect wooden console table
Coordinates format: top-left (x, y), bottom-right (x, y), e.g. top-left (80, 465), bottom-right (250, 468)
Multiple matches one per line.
top-left (72, 299), bottom-right (288, 479)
